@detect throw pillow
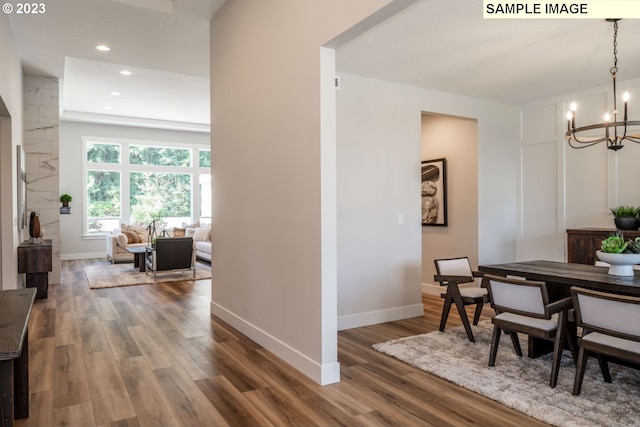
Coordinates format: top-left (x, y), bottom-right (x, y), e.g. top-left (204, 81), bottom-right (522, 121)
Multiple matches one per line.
top-left (182, 221), bottom-right (200, 229)
top-left (193, 227), bottom-right (211, 242)
top-left (128, 224), bottom-right (148, 242)
top-left (172, 227), bottom-right (186, 237)
top-left (185, 227), bottom-right (197, 238)
top-left (116, 233), bottom-right (128, 247)
top-left (122, 231), bottom-right (139, 243)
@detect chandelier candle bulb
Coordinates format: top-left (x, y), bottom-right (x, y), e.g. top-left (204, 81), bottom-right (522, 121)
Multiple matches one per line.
top-left (623, 91), bottom-right (629, 121)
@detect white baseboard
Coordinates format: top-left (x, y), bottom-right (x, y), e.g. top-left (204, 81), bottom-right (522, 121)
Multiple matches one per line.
top-left (210, 302), bottom-right (340, 385)
top-left (61, 252), bottom-right (106, 260)
top-left (337, 303), bottom-right (424, 331)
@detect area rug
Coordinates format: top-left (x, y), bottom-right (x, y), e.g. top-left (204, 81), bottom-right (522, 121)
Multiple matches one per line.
top-left (373, 321), bottom-right (640, 427)
top-left (84, 263), bottom-right (211, 289)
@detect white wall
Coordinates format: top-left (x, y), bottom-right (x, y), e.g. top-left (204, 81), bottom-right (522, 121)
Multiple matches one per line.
top-left (421, 114), bottom-right (478, 290)
top-left (517, 77), bottom-right (640, 262)
top-left (335, 73), bottom-right (518, 326)
top-left (209, 0), bottom-right (390, 385)
top-left (59, 120), bottom-right (210, 259)
top-left (0, 16), bottom-right (25, 290)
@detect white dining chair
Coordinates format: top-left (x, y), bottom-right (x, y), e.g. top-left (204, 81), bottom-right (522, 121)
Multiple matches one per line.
top-left (570, 286), bottom-right (640, 395)
top-left (433, 257), bottom-right (487, 342)
top-left (483, 274), bottom-right (576, 388)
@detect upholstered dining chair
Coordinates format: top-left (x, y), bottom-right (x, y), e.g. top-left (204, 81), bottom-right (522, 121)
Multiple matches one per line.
top-left (570, 286), bottom-right (640, 395)
top-left (433, 257), bottom-right (487, 342)
top-left (483, 274), bottom-right (576, 388)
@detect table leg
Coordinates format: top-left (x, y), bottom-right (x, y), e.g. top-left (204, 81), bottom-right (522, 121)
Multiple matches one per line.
top-left (137, 253), bottom-right (145, 272)
top-left (13, 327), bottom-right (28, 420)
top-left (25, 273), bottom-right (48, 299)
top-left (0, 359), bottom-right (14, 427)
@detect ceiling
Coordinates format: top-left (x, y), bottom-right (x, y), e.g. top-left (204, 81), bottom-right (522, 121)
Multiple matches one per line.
top-left (8, 0), bottom-right (640, 130)
top-left (337, 0), bottom-right (640, 106)
top-left (9, 0), bottom-right (225, 129)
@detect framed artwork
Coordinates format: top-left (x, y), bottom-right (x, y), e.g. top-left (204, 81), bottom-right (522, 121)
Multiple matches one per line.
top-left (421, 158), bottom-right (447, 226)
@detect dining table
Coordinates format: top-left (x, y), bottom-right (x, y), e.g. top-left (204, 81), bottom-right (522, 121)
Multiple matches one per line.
top-left (478, 259), bottom-right (640, 298)
top-left (477, 259), bottom-right (640, 357)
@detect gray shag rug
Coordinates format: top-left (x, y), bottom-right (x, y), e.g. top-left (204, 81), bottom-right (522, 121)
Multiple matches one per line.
top-left (373, 321), bottom-right (640, 427)
top-left (84, 263), bottom-right (211, 289)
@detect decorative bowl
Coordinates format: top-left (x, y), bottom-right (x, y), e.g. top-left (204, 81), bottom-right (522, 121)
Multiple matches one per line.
top-left (614, 217), bottom-right (640, 230)
top-left (596, 251), bottom-right (640, 276)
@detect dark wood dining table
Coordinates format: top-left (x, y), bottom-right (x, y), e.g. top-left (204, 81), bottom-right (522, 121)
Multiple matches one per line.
top-left (478, 259), bottom-right (640, 298)
top-left (478, 260), bottom-right (640, 357)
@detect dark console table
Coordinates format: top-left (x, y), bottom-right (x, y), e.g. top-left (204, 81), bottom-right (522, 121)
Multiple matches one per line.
top-left (567, 228), bottom-right (640, 265)
top-left (17, 240), bottom-right (52, 299)
top-left (0, 288), bottom-right (36, 426)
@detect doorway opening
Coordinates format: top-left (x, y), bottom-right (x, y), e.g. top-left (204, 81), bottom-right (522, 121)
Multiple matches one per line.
top-left (421, 112), bottom-right (479, 295)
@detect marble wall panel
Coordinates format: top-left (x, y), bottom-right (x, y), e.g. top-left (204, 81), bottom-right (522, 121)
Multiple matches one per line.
top-left (23, 74), bottom-right (61, 284)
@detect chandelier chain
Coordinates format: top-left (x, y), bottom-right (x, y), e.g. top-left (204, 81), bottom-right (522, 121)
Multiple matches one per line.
top-left (611, 21), bottom-right (618, 76)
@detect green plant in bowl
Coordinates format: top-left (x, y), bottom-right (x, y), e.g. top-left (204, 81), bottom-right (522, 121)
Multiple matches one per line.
top-left (601, 233), bottom-right (628, 253)
top-left (610, 205), bottom-right (640, 218)
top-left (627, 237), bottom-right (640, 254)
top-left (610, 205), bottom-right (640, 230)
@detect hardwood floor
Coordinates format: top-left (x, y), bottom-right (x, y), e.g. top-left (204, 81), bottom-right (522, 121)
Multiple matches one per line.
top-left (16, 259), bottom-right (549, 427)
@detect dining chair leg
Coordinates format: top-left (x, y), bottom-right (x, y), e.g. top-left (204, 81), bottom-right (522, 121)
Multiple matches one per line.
top-left (596, 354), bottom-right (612, 383)
top-left (451, 288), bottom-right (475, 342)
top-left (549, 311), bottom-right (568, 388)
top-left (572, 346), bottom-right (588, 395)
top-left (439, 288), bottom-right (454, 332)
top-left (507, 331), bottom-right (522, 357)
top-left (472, 302), bottom-right (483, 325)
top-left (488, 326), bottom-right (501, 367)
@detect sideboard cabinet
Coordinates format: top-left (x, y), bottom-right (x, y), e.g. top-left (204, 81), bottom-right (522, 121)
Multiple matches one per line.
top-left (567, 228), bottom-right (640, 265)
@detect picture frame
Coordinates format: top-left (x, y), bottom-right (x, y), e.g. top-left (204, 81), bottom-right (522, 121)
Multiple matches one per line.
top-left (421, 158), bottom-right (447, 226)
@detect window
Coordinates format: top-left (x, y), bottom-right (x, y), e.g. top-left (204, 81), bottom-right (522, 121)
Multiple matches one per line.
top-left (130, 145), bottom-right (191, 167)
top-left (83, 140), bottom-right (211, 236)
top-left (86, 170), bottom-right (121, 234)
top-left (199, 149), bottom-right (211, 167)
top-left (130, 172), bottom-right (192, 227)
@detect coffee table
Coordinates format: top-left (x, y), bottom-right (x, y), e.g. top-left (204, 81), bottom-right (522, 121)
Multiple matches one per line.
top-left (125, 246), bottom-right (150, 272)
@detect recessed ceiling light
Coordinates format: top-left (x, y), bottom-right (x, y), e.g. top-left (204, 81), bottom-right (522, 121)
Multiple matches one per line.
top-left (110, 91), bottom-right (120, 96)
top-left (120, 70), bottom-right (132, 76)
top-left (105, 106), bottom-right (113, 110)
top-left (96, 45), bottom-right (110, 52)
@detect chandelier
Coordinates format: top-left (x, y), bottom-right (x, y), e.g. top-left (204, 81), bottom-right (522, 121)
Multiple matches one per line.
top-left (566, 19), bottom-right (640, 151)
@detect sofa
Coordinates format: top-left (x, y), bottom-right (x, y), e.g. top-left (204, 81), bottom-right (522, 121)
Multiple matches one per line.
top-left (106, 222), bottom-right (212, 263)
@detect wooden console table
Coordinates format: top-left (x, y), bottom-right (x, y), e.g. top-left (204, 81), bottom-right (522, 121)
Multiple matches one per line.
top-left (0, 288), bottom-right (36, 427)
top-left (17, 240), bottom-right (52, 299)
top-left (567, 228), bottom-right (640, 265)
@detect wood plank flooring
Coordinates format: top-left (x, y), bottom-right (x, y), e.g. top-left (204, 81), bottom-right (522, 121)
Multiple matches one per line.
top-left (15, 259), bottom-right (549, 427)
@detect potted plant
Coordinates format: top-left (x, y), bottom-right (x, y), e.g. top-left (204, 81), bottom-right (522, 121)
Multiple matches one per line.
top-left (60, 194), bottom-right (72, 214)
top-left (60, 194), bottom-right (72, 207)
top-left (610, 205), bottom-right (640, 230)
top-left (597, 232), bottom-right (640, 276)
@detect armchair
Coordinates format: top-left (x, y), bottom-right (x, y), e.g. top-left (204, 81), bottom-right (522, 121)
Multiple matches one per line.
top-left (484, 274), bottom-right (577, 388)
top-left (145, 237), bottom-right (195, 278)
top-left (433, 257), bottom-right (487, 342)
top-left (570, 286), bottom-right (640, 395)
